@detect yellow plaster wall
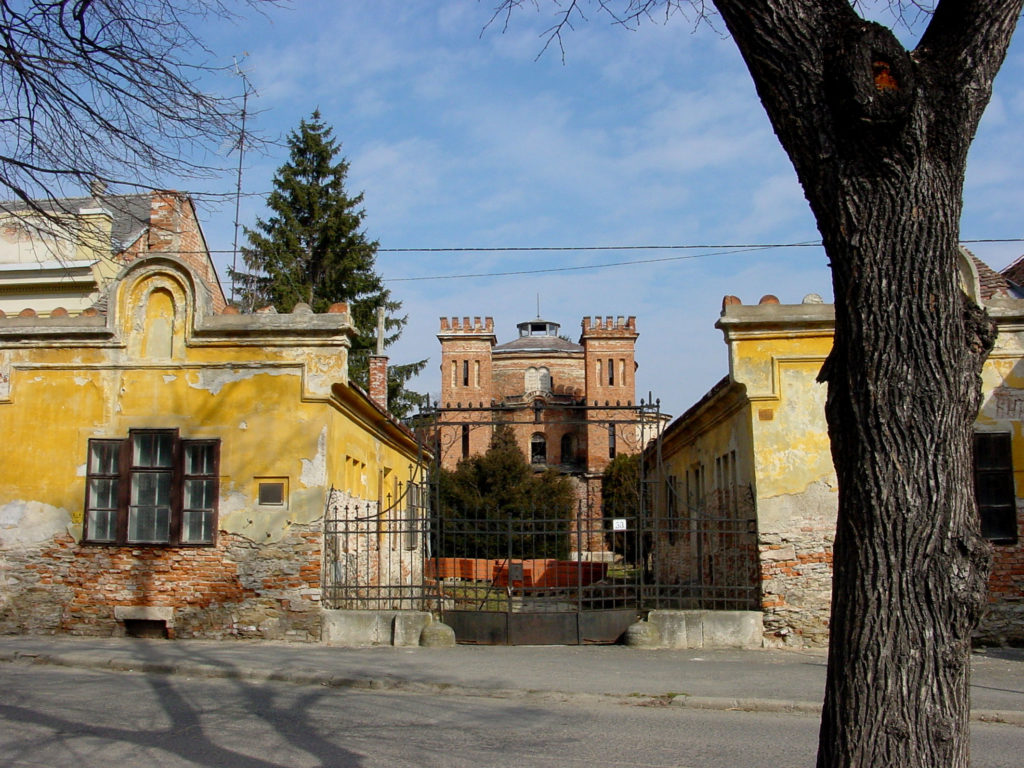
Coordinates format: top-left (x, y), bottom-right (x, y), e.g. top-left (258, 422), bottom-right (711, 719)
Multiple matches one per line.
top-left (658, 394), bottom-right (754, 503)
top-left (977, 315), bottom-right (1024, 513)
top-left (724, 329), bottom-right (835, 502)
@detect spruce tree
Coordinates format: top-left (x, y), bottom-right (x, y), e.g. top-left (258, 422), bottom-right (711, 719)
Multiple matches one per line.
top-left (232, 111), bottom-right (425, 417)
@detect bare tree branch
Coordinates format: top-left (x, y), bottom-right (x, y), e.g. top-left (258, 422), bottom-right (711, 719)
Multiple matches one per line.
top-left (0, 0), bottom-right (276, 215)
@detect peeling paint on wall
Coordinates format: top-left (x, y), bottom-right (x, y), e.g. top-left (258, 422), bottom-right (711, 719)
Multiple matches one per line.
top-left (0, 500), bottom-right (72, 548)
top-left (187, 367), bottom-right (290, 396)
top-left (992, 387), bottom-right (1024, 421)
top-left (300, 427), bottom-right (328, 489)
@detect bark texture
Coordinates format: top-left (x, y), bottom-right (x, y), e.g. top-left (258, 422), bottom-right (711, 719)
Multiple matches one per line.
top-left (710, 1), bottom-right (1022, 766)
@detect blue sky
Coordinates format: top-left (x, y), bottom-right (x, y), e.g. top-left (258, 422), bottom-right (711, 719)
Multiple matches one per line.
top-left (186, 1), bottom-right (1024, 417)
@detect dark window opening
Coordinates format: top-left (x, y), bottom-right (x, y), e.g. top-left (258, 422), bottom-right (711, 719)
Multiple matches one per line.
top-left (608, 423), bottom-right (616, 459)
top-left (608, 357), bottom-right (614, 386)
top-left (461, 424), bottom-right (470, 458)
top-left (531, 433), bottom-right (547, 465)
top-left (462, 360), bottom-right (469, 387)
top-left (85, 429), bottom-right (219, 546)
top-left (974, 432), bottom-right (1018, 544)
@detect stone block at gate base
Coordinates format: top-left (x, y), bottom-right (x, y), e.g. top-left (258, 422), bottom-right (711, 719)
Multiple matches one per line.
top-left (321, 610), bottom-right (432, 647)
top-left (646, 610), bottom-right (763, 649)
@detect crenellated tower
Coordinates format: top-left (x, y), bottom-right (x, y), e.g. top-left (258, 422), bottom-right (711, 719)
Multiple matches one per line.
top-left (581, 315), bottom-right (639, 476)
top-left (437, 316), bottom-right (496, 466)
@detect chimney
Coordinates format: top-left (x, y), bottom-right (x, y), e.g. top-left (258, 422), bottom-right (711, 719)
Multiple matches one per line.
top-left (368, 306), bottom-right (388, 411)
top-left (368, 355), bottom-right (388, 412)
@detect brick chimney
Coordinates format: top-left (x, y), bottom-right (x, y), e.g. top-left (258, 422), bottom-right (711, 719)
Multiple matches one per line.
top-left (368, 355), bottom-right (388, 412)
top-left (368, 306), bottom-right (388, 411)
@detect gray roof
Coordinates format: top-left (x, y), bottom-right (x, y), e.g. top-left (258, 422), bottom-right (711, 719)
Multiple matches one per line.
top-left (3, 193), bottom-right (152, 255)
top-left (493, 335), bottom-right (583, 354)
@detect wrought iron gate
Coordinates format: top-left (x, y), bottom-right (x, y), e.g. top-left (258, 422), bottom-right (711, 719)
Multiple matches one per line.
top-left (430, 507), bottom-right (642, 644)
top-left (322, 399), bottom-right (761, 645)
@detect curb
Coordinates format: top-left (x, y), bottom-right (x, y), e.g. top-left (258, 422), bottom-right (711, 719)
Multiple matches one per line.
top-left (3, 649), bottom-right (1022, 725)
top-left (673, 695), bottom-right (821, 715)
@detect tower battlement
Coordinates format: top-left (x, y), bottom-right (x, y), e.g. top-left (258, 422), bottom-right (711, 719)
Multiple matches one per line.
top-left (580, 315), bottom-right (637, 336)
top-left (440, 316), bottom-right (494, 333)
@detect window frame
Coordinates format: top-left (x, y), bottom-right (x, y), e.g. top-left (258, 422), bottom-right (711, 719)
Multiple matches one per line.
top-left (83, 429), bottom-right (220, 547)
top-left (973, 431), bottom-right (1019, 545)
top-left (530, 432), bottom-right (547, 465)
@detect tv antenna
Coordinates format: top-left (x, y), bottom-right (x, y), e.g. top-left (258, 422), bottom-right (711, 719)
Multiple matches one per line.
top-left (230, 57), bottom-right (257, 306)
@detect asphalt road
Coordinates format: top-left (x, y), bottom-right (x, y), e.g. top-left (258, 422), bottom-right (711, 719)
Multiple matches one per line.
top-left (1, 664), bottom-right (1021, 768)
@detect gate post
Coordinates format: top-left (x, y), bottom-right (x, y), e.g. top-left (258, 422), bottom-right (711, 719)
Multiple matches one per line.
top-left (507, 513), bottom-right (514, 645)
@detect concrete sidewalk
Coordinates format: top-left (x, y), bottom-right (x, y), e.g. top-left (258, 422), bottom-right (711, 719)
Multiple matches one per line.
top-left (0, 636), bottom-right (1021, 724)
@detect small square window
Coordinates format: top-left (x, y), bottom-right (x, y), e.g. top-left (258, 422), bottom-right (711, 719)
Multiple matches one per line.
top-left (258, 480), bottom-right (286, 506)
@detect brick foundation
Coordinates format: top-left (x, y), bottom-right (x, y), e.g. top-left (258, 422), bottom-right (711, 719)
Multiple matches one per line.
top-left (977, 509), bottom-right (1024, 646)
top-left (0, 523), bottom-right (324, 641)
top-left (758, 511), bottom-right (835, 648)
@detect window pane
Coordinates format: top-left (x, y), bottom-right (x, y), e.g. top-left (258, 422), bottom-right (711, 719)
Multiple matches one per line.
top-left (133, 433), bottom-right (173, 467)
top-left (980, 506), bottom-right (1017, 541)
top-left (185, 443), bottom-right (214, 475)
top-left (89, 442), bottom-right (120, 474)
top-left (132, 472), bottom-right (171, 506)
top-left (976, 472), bottom-right (1014, 506)
top-left (258, 481), bottom-right (284, 505)
top-left (89, 478), bottom-right (118, 510)
top-left (181, 509), bottom-right (213, 543)
top-left (128, 505), bottom-right (170, 542)
top-left (976, 433), bottom-right (1013, 470)
top-left (185, 478), bottom-right (215, 510)
top-left (87, 508), bottom-right (117, 542)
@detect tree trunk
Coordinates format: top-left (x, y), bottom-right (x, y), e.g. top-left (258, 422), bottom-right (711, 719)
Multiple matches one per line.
top-left (709, 2), bottom-right (1021, 765)
top-left (813, 152), bottom-right (994, 768)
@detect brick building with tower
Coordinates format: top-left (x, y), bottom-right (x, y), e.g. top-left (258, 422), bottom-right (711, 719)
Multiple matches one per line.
top-left (433, 314), bottom-right (647, 555)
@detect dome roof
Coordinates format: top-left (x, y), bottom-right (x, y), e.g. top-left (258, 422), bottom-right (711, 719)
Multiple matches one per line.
top-left (493, 316), bottom-right (582, 353)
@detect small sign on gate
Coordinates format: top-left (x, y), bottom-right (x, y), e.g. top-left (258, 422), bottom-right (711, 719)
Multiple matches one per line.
top-left (612, 518), bottom-right (627, 531)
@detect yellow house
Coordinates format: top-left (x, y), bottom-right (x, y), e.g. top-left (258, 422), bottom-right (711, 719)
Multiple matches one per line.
top-left (0, 255), bottom-right (427, 641)
top-left (649, 253), bottom-right (1024, 647)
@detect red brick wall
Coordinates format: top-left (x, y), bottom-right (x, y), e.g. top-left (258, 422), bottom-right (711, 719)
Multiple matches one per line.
top-left (1, 525), bottom-right (324, 641)
top-left (977, 508), bottom-right (1024, 645)
top-left (492, 354), bottom-right (585, 400)
top-left (146, 192), bottom-right (227, 314)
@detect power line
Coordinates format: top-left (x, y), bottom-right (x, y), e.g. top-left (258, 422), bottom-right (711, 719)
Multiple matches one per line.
top-left (184, 235), bottom-right (1024, 286)
top-left (382, 244), bottom-right (787, 282)
top-left (377, 238), bottom-right (1024, 283)
top-left (377, 242), bottom-right (822, 253)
